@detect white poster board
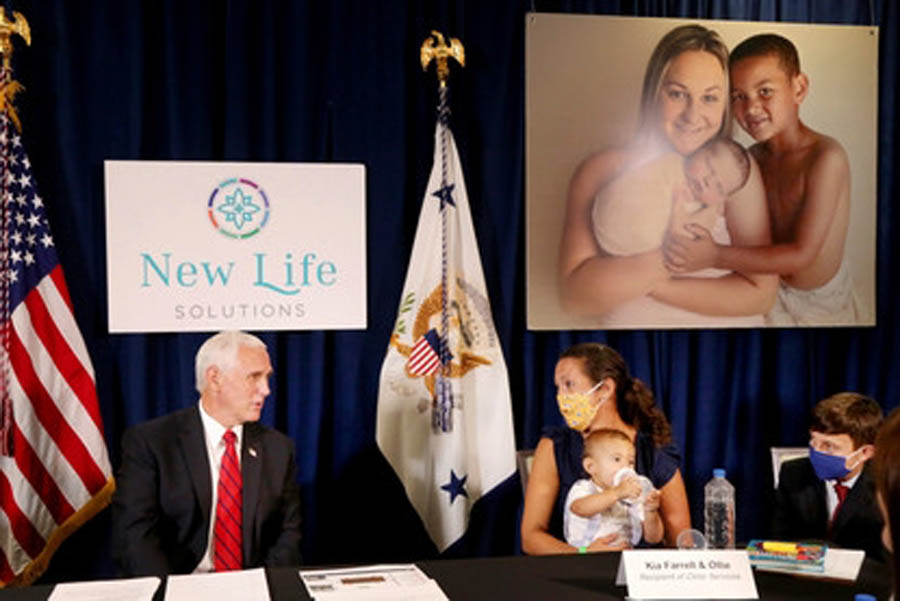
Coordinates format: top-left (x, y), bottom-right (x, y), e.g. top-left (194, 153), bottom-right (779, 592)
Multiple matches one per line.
top-left (105, 161), bottom-right (366, 332)
top-left (620, 550), bottom-right (758, 599)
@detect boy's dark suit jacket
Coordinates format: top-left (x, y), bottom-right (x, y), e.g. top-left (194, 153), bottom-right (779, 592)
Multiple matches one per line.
top-left (111, 405), bottom-right (302, 576)
top-left (771, 457), bottom-right (883, 561)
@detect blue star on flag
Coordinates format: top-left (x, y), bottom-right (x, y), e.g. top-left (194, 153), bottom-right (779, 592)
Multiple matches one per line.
top-left (432, 183), bottom-right (455, 210)
top-left (441, 470), bottom-right (468, 504)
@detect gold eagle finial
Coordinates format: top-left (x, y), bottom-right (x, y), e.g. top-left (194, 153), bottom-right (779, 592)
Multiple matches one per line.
top-left (0, 8), bottom-right (29, 69)
top-left (420, 31), bottom-right (464, 87)
top-left (0, 8), bottom-right (29, 132)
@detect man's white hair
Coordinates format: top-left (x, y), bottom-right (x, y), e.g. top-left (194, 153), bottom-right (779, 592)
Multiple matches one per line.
top-left (195, 331), bottom-right (266, 394)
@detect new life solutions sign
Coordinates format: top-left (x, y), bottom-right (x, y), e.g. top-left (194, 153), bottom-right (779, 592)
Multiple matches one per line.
top-left (104, 161), bottom-right (366, 332)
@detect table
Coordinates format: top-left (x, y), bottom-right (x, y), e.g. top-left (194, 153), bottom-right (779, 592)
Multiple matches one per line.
top-left (0, 552), bottom-right (891, 600)
top-left (417, 553), bottom-right (892, 600)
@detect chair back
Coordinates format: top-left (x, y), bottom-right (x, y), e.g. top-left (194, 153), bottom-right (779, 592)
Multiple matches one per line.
top-left (770, 446), bottom-right (809, 488)
top-left (517, 449), bottom-right (535, 497)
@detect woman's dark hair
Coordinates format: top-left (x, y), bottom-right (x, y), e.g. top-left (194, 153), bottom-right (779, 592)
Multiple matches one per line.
top-left (874, 407), bottom-right (900, 595)
top-left (560, 342), bottom-right (672, 447)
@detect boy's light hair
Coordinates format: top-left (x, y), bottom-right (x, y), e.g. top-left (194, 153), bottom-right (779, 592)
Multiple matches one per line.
top-left (638, 24), bottom-right (732, 140)
top-left (811, 392), bottom-right (883, 447)
top-left (583, 428), bottom-right (632, 459)
top-left (729, 33), bottom-right (801, 78)
top-left (195, 330), bottom-right (266, 394)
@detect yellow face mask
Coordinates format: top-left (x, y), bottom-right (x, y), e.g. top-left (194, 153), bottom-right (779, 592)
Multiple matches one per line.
top-left (556, 381), bottom-right (604, 431)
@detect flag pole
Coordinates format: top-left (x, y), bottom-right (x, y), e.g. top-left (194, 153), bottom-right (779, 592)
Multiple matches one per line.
top-left (0, 7), bottom-right (29, 456)
top-left (420, 31), bottom-right (465, 433)
top-left (378, 32), bottom-right (514, 551)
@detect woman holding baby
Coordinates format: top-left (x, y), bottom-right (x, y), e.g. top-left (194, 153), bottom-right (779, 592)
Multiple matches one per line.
top-left (558, 24), bottom-right (777, 325)
top-left (521, 342), bottom-right (689, 553)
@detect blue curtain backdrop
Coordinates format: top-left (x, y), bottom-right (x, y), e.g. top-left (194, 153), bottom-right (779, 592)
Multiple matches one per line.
top-left (11, 0), bottom-right (897, 582)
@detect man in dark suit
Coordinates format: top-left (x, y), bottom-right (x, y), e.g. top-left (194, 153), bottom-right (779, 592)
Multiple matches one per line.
top-left (111, 331), bottom-right (301, 576)
top-left (771, 392), bottom-right (884, 560)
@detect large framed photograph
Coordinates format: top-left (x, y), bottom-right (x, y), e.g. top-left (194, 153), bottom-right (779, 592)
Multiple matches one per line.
top-left (526, 14), bottom-right (877, 329)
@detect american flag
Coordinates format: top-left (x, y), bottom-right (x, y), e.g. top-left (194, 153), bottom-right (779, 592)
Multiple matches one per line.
top-left (0, 108), bottom-right (113, 586)
top-left (406, 328), bottom-right (443, 375)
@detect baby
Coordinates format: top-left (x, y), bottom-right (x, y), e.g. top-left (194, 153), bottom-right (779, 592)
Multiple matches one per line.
top-left (564, 428), bottom-right (664, 549)
top-left (592, 137), bottom-right (751, 256)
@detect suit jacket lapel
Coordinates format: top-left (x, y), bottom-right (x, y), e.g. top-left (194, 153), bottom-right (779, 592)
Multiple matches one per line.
top-left (242, 422), bottom-right (262, 564)
top-left (833, 465), bottom-right (872, 533)
top-left (179, 406), bottom-right (213, 552)
top-left (810, 474), bottom-right (829, 534)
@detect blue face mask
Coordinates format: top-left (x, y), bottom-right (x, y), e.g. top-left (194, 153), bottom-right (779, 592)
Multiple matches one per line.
top-left (808, 445), bottom-right (863, 481)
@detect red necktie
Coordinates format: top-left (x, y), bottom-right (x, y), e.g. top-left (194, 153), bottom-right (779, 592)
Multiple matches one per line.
top-left (830, 482), bottom-right (849, 527)
top-left (214, 430), bottom-right (243, 571)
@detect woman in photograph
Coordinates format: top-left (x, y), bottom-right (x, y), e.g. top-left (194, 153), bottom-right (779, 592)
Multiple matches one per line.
top-left (558, 24), bottom-right (777, 325)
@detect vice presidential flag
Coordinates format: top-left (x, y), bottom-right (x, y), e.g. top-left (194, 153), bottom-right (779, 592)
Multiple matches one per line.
top-left (0, 107), bottom-right (113, 586)
top-left (376, 120), bottom-right (516, 551)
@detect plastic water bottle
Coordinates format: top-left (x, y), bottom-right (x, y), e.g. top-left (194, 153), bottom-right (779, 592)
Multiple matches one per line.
top-left (704, 468), bottom-right (735, 549)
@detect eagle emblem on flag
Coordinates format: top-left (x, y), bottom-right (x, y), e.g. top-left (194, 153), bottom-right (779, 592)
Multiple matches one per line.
top-left (389, 282), bottom-right (492, 415)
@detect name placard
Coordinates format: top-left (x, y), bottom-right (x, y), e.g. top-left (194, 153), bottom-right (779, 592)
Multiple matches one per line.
top-left (105, 161), bottom-right (366, 332)
top-left (620, 550), bottom-right (758, 600)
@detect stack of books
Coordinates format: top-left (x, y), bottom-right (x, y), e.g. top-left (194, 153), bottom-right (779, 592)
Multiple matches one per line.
top-left (746, 540), bottom-right (827, 574)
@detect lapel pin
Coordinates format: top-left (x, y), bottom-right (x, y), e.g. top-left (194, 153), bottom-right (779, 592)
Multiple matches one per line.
top-left (249, 447), bottom-right (257, 458)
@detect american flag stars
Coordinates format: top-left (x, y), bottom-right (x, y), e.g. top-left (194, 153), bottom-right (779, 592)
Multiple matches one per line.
top-left (0, 138), bottom-right (53, 289)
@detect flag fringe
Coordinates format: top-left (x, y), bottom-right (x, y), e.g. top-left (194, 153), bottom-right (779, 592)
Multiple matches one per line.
top-left (1, 477), bottom-right (115, 588)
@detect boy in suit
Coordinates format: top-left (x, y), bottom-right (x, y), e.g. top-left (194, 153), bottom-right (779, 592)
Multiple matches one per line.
top-left (771, 392), bottom-right (884, 559)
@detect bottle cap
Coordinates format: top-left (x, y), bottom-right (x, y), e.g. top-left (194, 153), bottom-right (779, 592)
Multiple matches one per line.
top-left (854, 595), bottom-right (876, 601)
top-left (713, 468), bottom-right (726, 478)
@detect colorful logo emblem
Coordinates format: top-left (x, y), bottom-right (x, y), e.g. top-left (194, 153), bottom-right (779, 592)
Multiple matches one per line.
top-left (208, 177), bottom-right (270, 239)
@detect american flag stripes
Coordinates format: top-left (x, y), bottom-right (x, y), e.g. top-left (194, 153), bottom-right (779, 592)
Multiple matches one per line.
top-left (0, 106), bottom-right (113, 586)
top-left (407, 329), bottom-right (443, 375)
